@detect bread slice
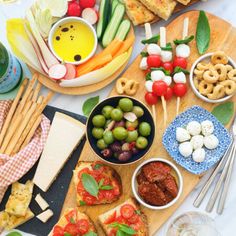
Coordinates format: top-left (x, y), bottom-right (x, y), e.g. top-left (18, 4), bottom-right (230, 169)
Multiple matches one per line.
top-left (139, 0), bottom-right (177, 20)
top-left (49, 208), bottom-right (96, 236)
top-left (124, 0), bottom-right (158, 25)
top-left (98, 198), bottom-right (148, 236)
top-left (73, 161), bottom-right (122, 206)
top-left (176, 0), bottom-right (191, 5)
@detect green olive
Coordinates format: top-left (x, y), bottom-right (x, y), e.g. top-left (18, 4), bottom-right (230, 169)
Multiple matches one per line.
top-left (97, 139), bottom-right (108, 150)
top-left (132, 106), bottom-right (144, 118)
top-left (126, 120), bottom-right (139, 129)
top-left (92, 114), bottom-right (106, 127)
top-left (136, 136), bottom-right (148, 149)
top-left (113, 127), bottom-right (128, 141)
top-left (139, 122), bottom-right (151, 136)
top-left (103, 130), bottom-right (114, 145)
top-left (126, 130), bottom-right (138, 143)
top-left (92, 127), bottom-right (104, 139)
top-left (102, 105), bottom-right (114, 119)
top-left (110, 108), bottom-right (123, 121)
top-left (118, 98), bottom-right (133, 112)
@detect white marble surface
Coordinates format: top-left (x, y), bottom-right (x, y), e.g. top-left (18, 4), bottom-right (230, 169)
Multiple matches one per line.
top-left (0, 0), bottom-right (236, 235)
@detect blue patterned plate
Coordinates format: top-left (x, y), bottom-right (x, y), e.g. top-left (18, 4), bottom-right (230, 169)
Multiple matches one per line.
top-left (162, 106), bottom-right (231, 175)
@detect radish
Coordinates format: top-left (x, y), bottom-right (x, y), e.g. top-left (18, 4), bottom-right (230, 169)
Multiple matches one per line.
top-left (81, 8), bottom-right (98, 25)
top-left (64, 64), bottom-right (76, 80)
top-left (49, 64), bottom-right (67, 80)
top-left (67, 1), bottom-right (81, 17)
top-left (79, 0), bottom-right (96, 9)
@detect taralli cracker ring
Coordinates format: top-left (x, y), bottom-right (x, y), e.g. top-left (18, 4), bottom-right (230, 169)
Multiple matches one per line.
top-left (220, 80), bottom-right (236, 95)
top-left (124, 80), bottom-right (139, 96)
top-left (225, 64), bottom-right (233, 72)
top-left (116, 77), bottom-right (128, 94)
top-left (203, 69), bottom-right (219, 83)
top-left (214, 64), bottom-right (227, 81)
top-left (196, 62), bottom-right (211, 71)
top-left (198, 80), bottom-right (214, 95)
top-left (207, 84), bottom-right (225, 99)
top-left (228, 69), bottom-right (236, 82)
top-left (194, 69), bottom-right (204, 79)
top-left (211, 51), bottom-right (228, 65)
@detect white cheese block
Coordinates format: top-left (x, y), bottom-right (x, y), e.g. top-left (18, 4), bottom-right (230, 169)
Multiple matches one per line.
top-left (33, 112), bottom-right (85, 192)
top-left (35, 194), bottom-right (49, 211)
top-left (36, 209), bottom-right (53, 223)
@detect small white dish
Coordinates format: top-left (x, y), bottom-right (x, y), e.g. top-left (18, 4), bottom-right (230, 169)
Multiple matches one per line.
top-left (48, 17), bottom-right (97, 65)
top-left (189, 52), bottom-right (236, 103)
top-left (131, 158), bottom-right (183, 210)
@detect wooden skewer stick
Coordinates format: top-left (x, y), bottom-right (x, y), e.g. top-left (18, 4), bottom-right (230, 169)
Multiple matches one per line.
top-left (0, 79), bottom-right (28, 147)
top-left (160, 27), bottom-right (168, 126)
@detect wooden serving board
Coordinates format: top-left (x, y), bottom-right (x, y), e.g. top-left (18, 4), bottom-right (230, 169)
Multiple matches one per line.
top-left (62, 11), bottom-right (236, 235)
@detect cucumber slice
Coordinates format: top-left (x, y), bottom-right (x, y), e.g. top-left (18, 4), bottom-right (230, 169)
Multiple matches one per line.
top-left (102, 4), bottom-right (125, 47)
top-left (115, 19), bottom-right (131, 41)
top-left (111, 0), bottom-right (119, 14)
top-left (96, 0), bottom-right (111, 41)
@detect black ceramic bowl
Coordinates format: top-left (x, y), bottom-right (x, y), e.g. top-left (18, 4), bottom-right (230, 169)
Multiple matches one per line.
top-left (86, 96), bottom-right (155, 165)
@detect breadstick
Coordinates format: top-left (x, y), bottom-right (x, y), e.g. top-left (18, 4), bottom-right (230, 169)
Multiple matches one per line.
top-left (0, 79), bottom-right (28, 147)
top-left (22, 101), bottom-right (33, 117)
top-left (5, 103), bottom-right (37, 155)
top-left (20, 115), bottom-right (42, 150)
top-left (32, 82), bottom-right (42, 102)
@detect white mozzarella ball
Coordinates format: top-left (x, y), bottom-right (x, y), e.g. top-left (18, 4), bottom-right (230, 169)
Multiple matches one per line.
top-left (187, 121), bottom-right (201, 136)
top-left (176, 44), bottom-right (191, 58)
top-left (139, 57), bottom-right (148, 70)
top-left (173, 72), bottom-right (186, 84)
top-left (151, 70), bottom-right (165, 81)
top-left (163, 76), bottom-right (172, 86)
top-left (192, 148), bottom-right (206, 163)
top-left (147, 44), bottom-right (161, 55)
top-left (145, 80), bottom-right (153, 92)
top-left (204, 135), bottom-right (219, 149)
top-left (176, 127), bottom-right (191, 142)
top-left (201, 120), bottom-right (214, 136)
top-left (191, 135), bottom-right (204, 150)
top-left (179, 141), bottom-right (193, 157)
top-left (161, 50), bottom-right (173, 62)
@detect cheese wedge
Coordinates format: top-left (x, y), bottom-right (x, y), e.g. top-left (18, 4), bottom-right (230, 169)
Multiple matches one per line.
top-left (35, 194), bottom-right (49, 211)
top-left (36, 209), bottom-right (53, 223)
top-left (33, 112), bottom-right (85, 192)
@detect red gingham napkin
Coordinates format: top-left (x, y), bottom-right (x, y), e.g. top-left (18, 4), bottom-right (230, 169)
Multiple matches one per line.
top-left (0, 100), bottom-right (50, 203)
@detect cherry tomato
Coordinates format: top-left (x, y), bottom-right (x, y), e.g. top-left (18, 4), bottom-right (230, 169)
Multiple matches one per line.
top-left (103, 190), bottom-right (115, 201)
top-left (147, 55), bottom-right (162, 68)
top-left (120, 204), bottom-right (135, 219)
top-left (65, 209), bottom-right (77, 223)
top-left (79, 0), bottom-right (96, 8)
top-left (152, 81), bottom-right (168, 97)
top-left (108, 228), bottom-right (117, 236)
top-left (64, 223), bottom-right (80, 235)
top-left (104, 211), bottom-right (117, 224)
top-left (173, 57), bottom-right (188, 69)
top-left (173, 83), bottom-right (187, 97)
top-left (162, 62), bottom-right (173, 74)
top-left (127, 213), bottom-right (140, 224)
top-left (67, 1), bottom-right (81, 17)
top-left (116, 215), bottom-right (126, 224)
top-left (78, 167), bottom-right (90, 178)
top-left (129, 220), bottom-right (143, 231)
top-left (84, 195), bottom-right (96, 205)
top-left (77, 219), bottom-right (89, 234)
top-left (145, 92), bottom-right (158, 105)
top-left (164, 87), bottom-right (173, 100)
top-left (53, 226), bottom-right (64, 236)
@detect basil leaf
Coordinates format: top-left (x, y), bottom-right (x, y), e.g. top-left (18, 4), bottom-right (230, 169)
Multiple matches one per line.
top-left (84, 232), bottom-right (97, 236)
top-left (140, 51), bottom-right (148, 57)
top-left (151, 67), bottom-right (170, 76)
top-left (161, 42), bottom-right (172, 51)
top-left (64, 233), bottom-right (72, 236)
top-left (98, 179), bottom-right (104, 189)
top-left (116, 229), bottom-right (126, 236)
top-left (100, 185), bottom-right (113, 190)
top-left (141, 34), bottom-right (160, 44)
top-left (70, 217), bottom-right (76, 224)
top-left (6, 232), bottom-right (22, 236)
top-left (82, 96), bottom-right (99, 117)
top-left (145, 72), bottom-right (151, 81)
top-left (212, 102), bottom-right (234, 125)
top-left (174, 66), bottom-right (190, 75)
top-left (93, 163), bottom-right (103, 170)
top-left (174, 35), bottom-right (194, 45)
top-left (81, 173), bottom-right (99, 197)
top-left (79, 200), bottom-right (86, 206)
top-left (119, 224), bottom-right (136, 235)
top-left (135, 209), bottom-right (141, 215)
top-left (196, 11), bottom-right (210, 55)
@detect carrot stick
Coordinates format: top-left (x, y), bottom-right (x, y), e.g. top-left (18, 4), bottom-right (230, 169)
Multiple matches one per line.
top-left (114, 34), bottom-right (135, 57)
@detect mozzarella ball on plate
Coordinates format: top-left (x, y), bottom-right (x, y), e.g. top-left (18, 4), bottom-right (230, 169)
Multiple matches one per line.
top-left (145, 80), bottom-right (153, 92)
top-left (151, 70), bottom-right (165, 81)
top-left (161, 50), bottom-right (173, 62)
top-left (176, 127), bottom-right (191, 142)
top-left (147, 44), bottom-right (161, 55)
top-left (191, 135), bottom-right (204, 150)
top-left (204, 134), bottom-right (219, 149)
top-left (176, 44), bottom-right (191, 58)
top-left (192, 148), bottom-right (206, 163)
top-left (163, 76), bottom-right (172, 86)
top-left (139, 57), bottom-right (148, 70)
top-left (173, 72), bottom-right (186, 84)
top-left (201, 120), bottom-right (214, 136)
top-left (179, 141), bottom-right (193, 157)
top-left (187, 121), bottom-right (201, 136)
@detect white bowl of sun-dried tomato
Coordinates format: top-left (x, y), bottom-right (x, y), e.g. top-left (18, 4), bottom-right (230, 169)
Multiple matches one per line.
top-left (132, 158), bottom-right (183, 210)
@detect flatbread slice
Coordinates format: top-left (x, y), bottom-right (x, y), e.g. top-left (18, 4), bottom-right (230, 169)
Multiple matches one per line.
top-left (176, 0), bottom-right (191, 5)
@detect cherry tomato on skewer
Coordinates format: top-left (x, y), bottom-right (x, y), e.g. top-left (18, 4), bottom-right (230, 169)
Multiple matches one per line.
top-left (152, 81), bottom-right (168, 97)
top-left (147, 55), bottom-right (162, 68)
top-left (164, 86), bottom-right (173, 100)
top-left (161, 61), bottom-right (174, 74)
top-left (145, 92), bottom-right (158, 105)
top-left (173, 57), bottom-right (188, 69)
top-left (173, 83), bottom-right (187, 97)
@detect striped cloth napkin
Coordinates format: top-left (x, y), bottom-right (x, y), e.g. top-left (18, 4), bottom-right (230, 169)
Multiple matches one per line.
top-left (0, 100), bottom-right (50, 203)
